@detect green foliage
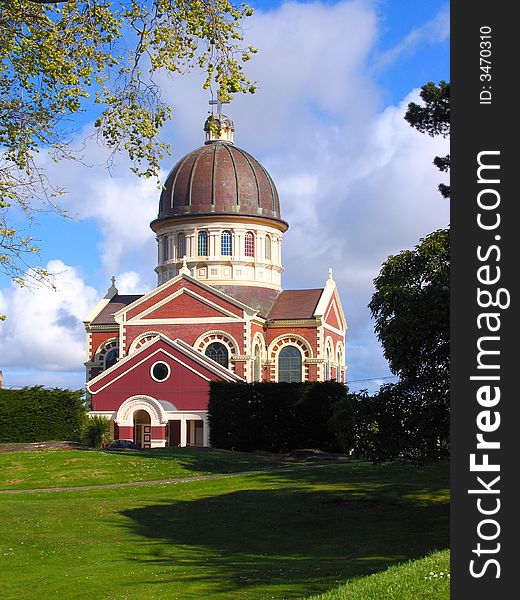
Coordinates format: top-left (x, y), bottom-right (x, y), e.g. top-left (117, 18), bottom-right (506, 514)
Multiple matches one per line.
top-left (367, 229), bottom-right (450, 462)
top-left (0, 386), bottom-right (86, 442)
top-left (0, 0), bottom-right (257, 293)
top-left (404, 80), bottom-right (450, 198)
top-left (369, 228), bottom-right (449, 387)
top-left (81, 415), bottom-right (112, 448)
top-left (352, 384), bottom-right (449, 464)
top-left (310, 550), bottom-right (450, 600)
top-left (208, 381), bottom-right (350, 453)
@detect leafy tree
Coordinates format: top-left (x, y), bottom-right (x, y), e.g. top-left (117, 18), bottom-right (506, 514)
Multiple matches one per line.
top-left (405, 81), bottom-right (450, 198)
top-left (367, 228), bottom-right (450, 462)
top-left (0, 0), bottom-right (257, 303)
top-left (352, 383), bottom-right (449, 464)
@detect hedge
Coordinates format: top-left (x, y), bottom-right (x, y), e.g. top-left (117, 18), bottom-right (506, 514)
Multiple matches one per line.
top-left (0, 386), bottom-right (86, 443)
top-left (208, 381), bottom-right (351, 452)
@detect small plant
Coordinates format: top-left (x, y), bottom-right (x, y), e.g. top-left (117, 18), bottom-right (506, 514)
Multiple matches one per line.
top-left (81, 416), bottom-right (112, 448)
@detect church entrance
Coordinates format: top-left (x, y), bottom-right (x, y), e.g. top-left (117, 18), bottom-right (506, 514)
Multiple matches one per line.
top-left (133, 409), bottom-right (152, 448)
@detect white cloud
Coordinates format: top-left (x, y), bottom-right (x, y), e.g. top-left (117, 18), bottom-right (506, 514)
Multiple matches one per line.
top-left (115, 271), bottom-right (150, 295)
top-left (0, 261), bottom-right (98, 372)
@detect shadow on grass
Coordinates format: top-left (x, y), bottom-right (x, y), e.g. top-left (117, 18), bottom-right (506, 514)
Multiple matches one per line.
top-left (119, 480), bottom-right (449, 597)
top-left (98, 446), bottom-right (276, 474)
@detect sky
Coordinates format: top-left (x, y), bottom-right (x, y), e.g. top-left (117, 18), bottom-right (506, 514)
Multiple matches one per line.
top-left (0, 0), bottom-right (450, 393)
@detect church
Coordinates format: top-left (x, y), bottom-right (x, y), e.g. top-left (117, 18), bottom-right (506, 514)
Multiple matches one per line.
top-left (84, 112), bottom-right (347, 449)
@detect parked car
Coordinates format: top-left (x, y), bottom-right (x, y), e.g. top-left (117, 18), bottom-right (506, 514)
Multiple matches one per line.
top-left (104, 439), bottom-right (140, 451)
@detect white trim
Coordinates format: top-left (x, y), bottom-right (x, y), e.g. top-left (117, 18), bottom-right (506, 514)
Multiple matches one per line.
top-left (88, 411), bottom-right (116, 419)
top-left (129, 317), bottom-right (242, 325)
top-left (194, 330), bottom-right (240, 356)
top-left (150, 360), bottom-right (171, 382)
top-left (267, 333), bottom-right (313, 359)
top-left (128, 331), bottom-right (161, 354)
top-left (116, 395), bottom-right (167, 426)
top-left (314, 279), bottom-right (347, 332)
top-left (323, 322), bottom-right (346, 336)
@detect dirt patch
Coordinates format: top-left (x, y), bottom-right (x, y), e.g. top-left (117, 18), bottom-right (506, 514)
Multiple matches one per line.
top-left (0, 441), bottom-right (88, 453)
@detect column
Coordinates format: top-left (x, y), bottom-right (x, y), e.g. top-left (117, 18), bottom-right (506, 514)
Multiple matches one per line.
top-left (180, 416), bottom-right (187, 447)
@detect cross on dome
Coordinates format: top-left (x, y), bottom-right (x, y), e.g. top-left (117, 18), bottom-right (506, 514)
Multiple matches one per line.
top-left (209, 97), bottom-right (229, 117)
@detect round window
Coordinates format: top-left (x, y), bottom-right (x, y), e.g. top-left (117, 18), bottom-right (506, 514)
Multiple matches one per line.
top-left (151, 361), bottom-right (170, 382)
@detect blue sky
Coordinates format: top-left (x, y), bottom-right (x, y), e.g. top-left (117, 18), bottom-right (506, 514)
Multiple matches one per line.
top-left (0, 0), bottom-right (450, 392)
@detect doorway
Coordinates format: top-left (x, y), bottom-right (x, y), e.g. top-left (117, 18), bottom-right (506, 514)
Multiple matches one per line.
top-left (133, 409), bottom-right (151, 448)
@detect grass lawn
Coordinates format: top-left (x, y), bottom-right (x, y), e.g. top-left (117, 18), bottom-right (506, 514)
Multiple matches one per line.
top-left (0, 447), bottom-right (273, 489)
top-left (310, 549), bottom-right (450, 600)
top-left (0, 456), bottom-right (449, 599)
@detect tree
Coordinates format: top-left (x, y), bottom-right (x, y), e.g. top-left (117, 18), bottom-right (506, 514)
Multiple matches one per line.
top-left (405, 81), bottom-right (450, 198)
top-left (0, 0), bottom-right (257, 303)
top-left (367, 228), bottom-right (450, 461)
top-left (352, 383), bottom-right (449, 464)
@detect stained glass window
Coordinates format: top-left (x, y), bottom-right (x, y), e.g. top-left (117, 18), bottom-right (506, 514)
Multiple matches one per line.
top-left (198, 230), bottom-right (208, 256)
top-left (278, 346), bottom-right (302, 382)
top-left (221, 230), bottom-right (232, 256)
top-left (205, 342), bottom-right (229, 368)
top-left (245, 231), bottom-right (255, 257)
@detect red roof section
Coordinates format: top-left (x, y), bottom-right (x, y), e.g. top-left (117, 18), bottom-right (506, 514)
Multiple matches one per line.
top-left (267, 289), bottom-right (323, 320)
top-left (90, 295), bottom-right (142, 325)
top-left (89, 287), bottom-right (326, 325)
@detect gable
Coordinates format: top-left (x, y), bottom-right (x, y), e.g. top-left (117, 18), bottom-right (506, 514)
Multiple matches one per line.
top-left (87, 334), bottom-right (242, 395)
top-left (128, 288), bottom-right (241, 322)
top-left (324, 298), bottom-right (343, 331)
top-left (121, 275), bottom-right (246, 322)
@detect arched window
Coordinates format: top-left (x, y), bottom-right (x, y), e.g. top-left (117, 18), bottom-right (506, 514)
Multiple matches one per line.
top-left (254, 344), bottom-right (261, 382)
top-left (177, 233), bottom-right (186, 259)
top-left (205, 342), bottom-right (229, 368)
top-left (221, 230), bottom-right (232, 256)
top-left (264, 235), bottom-right (271, 260)
top-left (325, 347), bottom-right (331, 381)
top-left (278, 346), bottom-right (302, 382)
top-left (105, 348), bottom-right (118, 369)
top-left (245, 231), bottom-right (255, 257)
top-left (162, 236), bottom-right (169, 261)
top-left (198, 230), bottom-right (208, 256)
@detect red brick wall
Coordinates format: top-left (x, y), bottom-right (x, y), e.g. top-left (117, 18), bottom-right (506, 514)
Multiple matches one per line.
top-left (124, 322), bottom-right (246, 356)
top-left (125, 279), bottom-right (243, 321)
top-left (90, 331), bottom-right (119, 360)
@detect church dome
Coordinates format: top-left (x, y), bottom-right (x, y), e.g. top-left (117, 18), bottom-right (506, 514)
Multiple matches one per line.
top-left (153, 139), bottom-right (284, 227)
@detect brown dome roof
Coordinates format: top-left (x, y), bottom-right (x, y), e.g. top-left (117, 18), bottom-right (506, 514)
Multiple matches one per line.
top-left (153, 141), bottom-right (285, 227)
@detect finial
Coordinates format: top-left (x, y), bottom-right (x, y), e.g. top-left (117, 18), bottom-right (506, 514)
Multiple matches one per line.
top-left (104, 275), bottom-right (118, 299)
top-left (205, 98), bottom-right (234, 144)
top-left (179, 256), bottom-right (190, 276)
top-left (328, 267), bottom-right (333, 280)
top-left (209, 97), bottom-right (230, 117)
